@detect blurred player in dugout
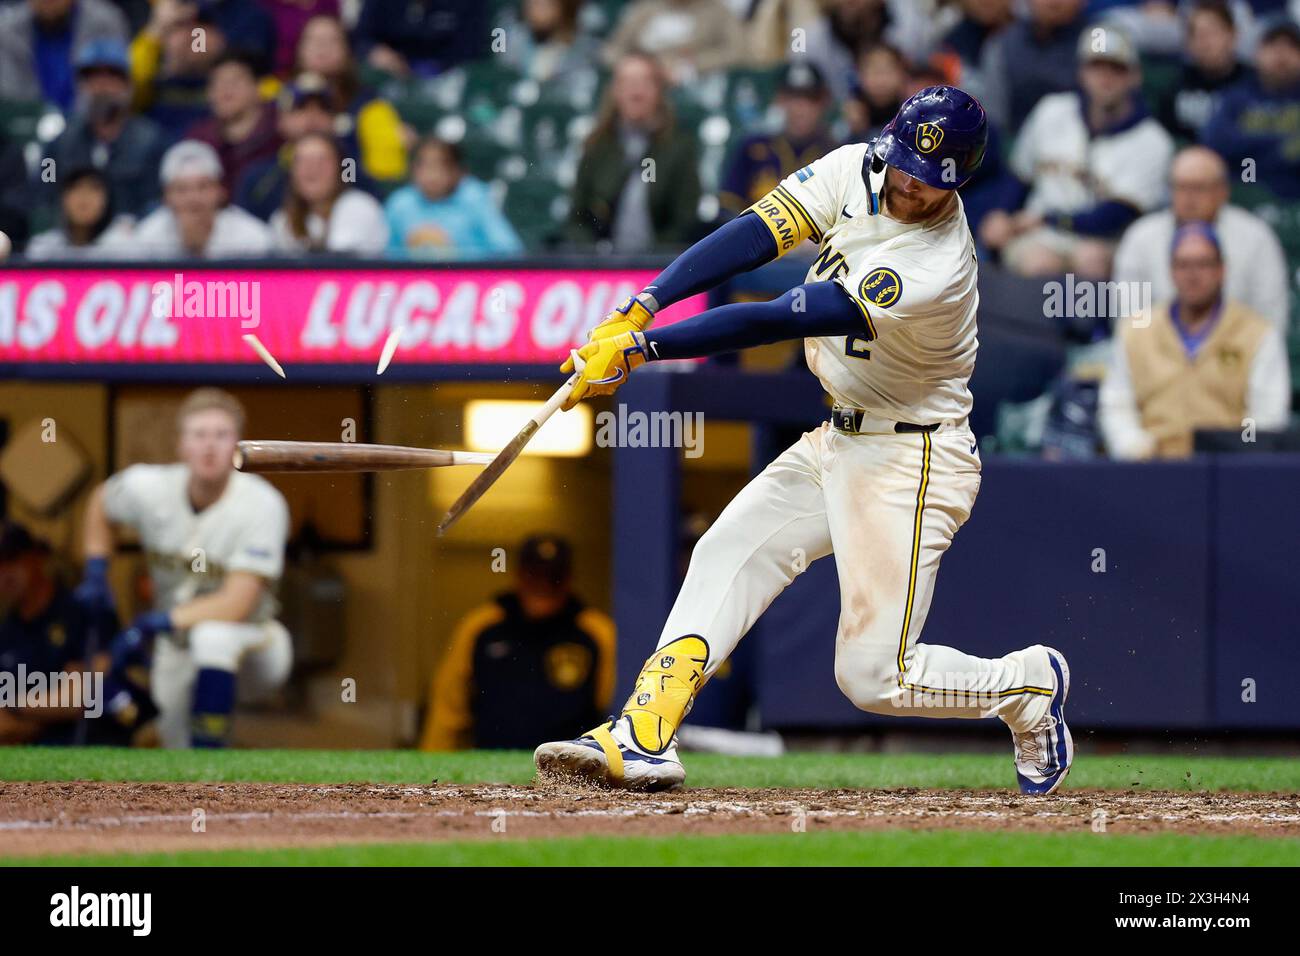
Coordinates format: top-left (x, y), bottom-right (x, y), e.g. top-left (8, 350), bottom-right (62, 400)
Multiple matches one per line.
top-left (421, 535), bottom-right (615, 751)
top-left (76, 388), bottom-right (292, 748)
top-left (0, 521), bottom-right (154, 745)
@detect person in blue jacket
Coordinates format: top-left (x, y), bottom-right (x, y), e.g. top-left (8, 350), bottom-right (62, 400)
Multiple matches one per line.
top-left (384, 136), bottom-right (524, 260)
top-left (1202, 14), bottom-right (1300, 200)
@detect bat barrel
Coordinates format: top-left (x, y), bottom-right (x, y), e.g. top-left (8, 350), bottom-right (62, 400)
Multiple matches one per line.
top-left (235, 441), bottom-right (489, 473)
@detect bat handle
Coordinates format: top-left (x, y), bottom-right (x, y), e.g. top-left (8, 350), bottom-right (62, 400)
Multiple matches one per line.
top-left (538, 373), bottom-right (580, 423)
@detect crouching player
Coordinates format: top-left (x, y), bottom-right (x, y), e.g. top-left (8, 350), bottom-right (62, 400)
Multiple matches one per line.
top-left (77, 388), bottom-right (291, 747)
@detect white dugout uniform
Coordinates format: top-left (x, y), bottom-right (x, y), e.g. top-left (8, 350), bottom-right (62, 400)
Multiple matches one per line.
top-left (661, 144), bottom-right (1056, 732)
top-left (103, 464), bottom-right (292, 747)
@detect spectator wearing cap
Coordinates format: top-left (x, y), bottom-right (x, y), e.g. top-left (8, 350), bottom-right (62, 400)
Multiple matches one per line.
top-left (0, 521), bottom-right (149, 746)
top-left (121, 138), bottom-right (272, 256)
top-left (1155, 0), bottom-right (1248, 142)
top-left (353, 0), bottom-right (490, 79)
top-left (0, 0), bottom-right (128, 110)
top-left (384, 136), bottom-right (523, 260)
top-left (981, 0), bottom-right (1087, 130)
top-left (130, 0), bottom-right (228, 140)
top-left (43, 38), bottom-right (167, 220)
top-left (1202, 14), bottom-right (1300, 199)
top-left (841, 42), bottom-right (907, 145)
top-left (420, 534), bottom-right (615, 751)
top-left (232, 72), bottom-right (365, 220)
top-left (184, 52), bottom-right (281, 195)
top-left (1114, 145), bottom-right (1290, 330)
top-left (718, 61), bottom-right (836, 219)
top-left (602, 0), bottom-right (744, 84)
top-left (1100, 222), bottom-right (1290, 459)
top-left (270, 131), bottom-right (388, 255)
top-left (980, 24), bottom-right (1174, 280)
top-left (292, 14), bottom-right (406, 184)
top-left (26, 166), bottom-right (134, 258)
top-left (569, 52), bottom-right (702, 252)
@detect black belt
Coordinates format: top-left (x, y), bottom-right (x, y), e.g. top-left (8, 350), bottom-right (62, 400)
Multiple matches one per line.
top-left (831, 407), bottom-right (940, 435)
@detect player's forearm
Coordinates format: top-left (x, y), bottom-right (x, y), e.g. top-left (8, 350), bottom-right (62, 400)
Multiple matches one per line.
top-left (645, 281), bottom-right (865, 360)
top-left (640, 213), bottom-right (777, 312)
top-left (1042, 201), bottom-right (1139, 238)
top-left (170, 575), bottom-right (264, 629)
top-left (82, 485), bottom-right (115, 560)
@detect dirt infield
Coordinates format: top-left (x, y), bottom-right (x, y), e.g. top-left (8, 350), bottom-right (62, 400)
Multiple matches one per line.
top-left (2, 781), bottom-right (1299, 858)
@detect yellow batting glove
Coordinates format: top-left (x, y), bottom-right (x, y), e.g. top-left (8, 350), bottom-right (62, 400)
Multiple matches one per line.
top-left (562, 331), bottom-right (651, 411)
top-left (562, 296), bottom-right (655, 372)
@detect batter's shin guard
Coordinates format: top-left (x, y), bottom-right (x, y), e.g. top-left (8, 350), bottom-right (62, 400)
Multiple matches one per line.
top-left (191, 667), bottom-right (236, 748)
top-left (620, 636), bottom-right (709, 754)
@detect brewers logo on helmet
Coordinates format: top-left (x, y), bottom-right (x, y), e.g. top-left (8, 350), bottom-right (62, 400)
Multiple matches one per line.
top-left (916, 123), bottom-right (944, 154)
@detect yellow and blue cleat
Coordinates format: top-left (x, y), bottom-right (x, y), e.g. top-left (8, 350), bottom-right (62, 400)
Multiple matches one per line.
top-left (534, 715), bottom-right (687, 791)
top-left (534, 635), bottom-right (708, 791)
top-left (1011, 647), bottom-right (1073, 795)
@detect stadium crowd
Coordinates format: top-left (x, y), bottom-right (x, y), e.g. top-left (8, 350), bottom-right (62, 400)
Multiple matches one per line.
top-left (0, 0), bottom-right (1297, 450)
top-left (0, 0), bottom-right (1293, 257)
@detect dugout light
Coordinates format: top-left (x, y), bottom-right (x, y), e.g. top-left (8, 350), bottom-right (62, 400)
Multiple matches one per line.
top-left (465, 400), bottom-right (593, 458)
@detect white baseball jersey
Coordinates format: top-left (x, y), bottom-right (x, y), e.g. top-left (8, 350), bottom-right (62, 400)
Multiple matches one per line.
top-left (102, 464), bottom-right (288, 622)
top-left (1010, 92), bottom-right (1174, 217)
top-left (749, 143), bottom-right (980, 424)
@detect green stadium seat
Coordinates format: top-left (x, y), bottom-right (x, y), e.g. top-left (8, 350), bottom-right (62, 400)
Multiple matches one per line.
top-left (521, 101), bottom-right (580, 156)
top-left (462, 61), bottom-right (522, 110)
top-left (725, 67), bottom-right (782, 124)
top-left (1139, 54), bottom-right (1181, 117)
top-left (458, 134), bottom-right (513, 182)
top-left (502, 176), bottom-right (564, 249)
top-left (0, 99), bottom-right (49, 144)
top-left (580, 0), bottom-right (625, 37)
top-left (392, 95), bottom-right (447, 135)
top-left (1266, 208), bottom-right (1300, 262)
top-left (27, 204), bottom-right (58, 236)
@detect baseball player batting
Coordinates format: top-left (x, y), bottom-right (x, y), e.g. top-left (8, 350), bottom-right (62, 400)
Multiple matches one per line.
top-left (535, 86), bottom-right (1072, 795)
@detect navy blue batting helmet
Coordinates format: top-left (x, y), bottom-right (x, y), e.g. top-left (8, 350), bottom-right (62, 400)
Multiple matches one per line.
top-left (872, 85), bottom-right (987, 191)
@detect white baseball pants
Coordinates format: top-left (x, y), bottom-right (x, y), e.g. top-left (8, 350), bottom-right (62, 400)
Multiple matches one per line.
top-left (658, 422), bottom-right (1055, 733)
top-left (152, 620), bottom-right (293, 748)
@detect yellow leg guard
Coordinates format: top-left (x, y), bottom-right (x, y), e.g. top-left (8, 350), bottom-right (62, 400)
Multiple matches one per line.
top-left (620, 635), bottom-right (709, 754)
top-left (586, 722), bottom-right (625, 783)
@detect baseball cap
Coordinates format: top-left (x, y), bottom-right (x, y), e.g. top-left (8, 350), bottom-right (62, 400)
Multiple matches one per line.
top-left (1259, 14), bottom-right (1300, 48)
top-left (518, 534), bottom-right (573, 586)
top-left (778, 60), bottom-right (828, 97)
top-left (74, 38), bottom-right (130, 76)
top-left (0, 522), bottom-right (47, 563)
top-left (1077, 24), bottom-right (1139, 68)
top-left (281, 72), bottom-right (333, 111)
top-left (159, 140), bottom-right (224, 186)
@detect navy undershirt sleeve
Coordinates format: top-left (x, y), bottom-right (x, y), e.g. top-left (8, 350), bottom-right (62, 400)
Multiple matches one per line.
top-left (1043, 200), bottom-right (1140, 238)
top-left (646, 281), bottom-right (867, 360)
top-left (644, 212), bottom-right (779, 309)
